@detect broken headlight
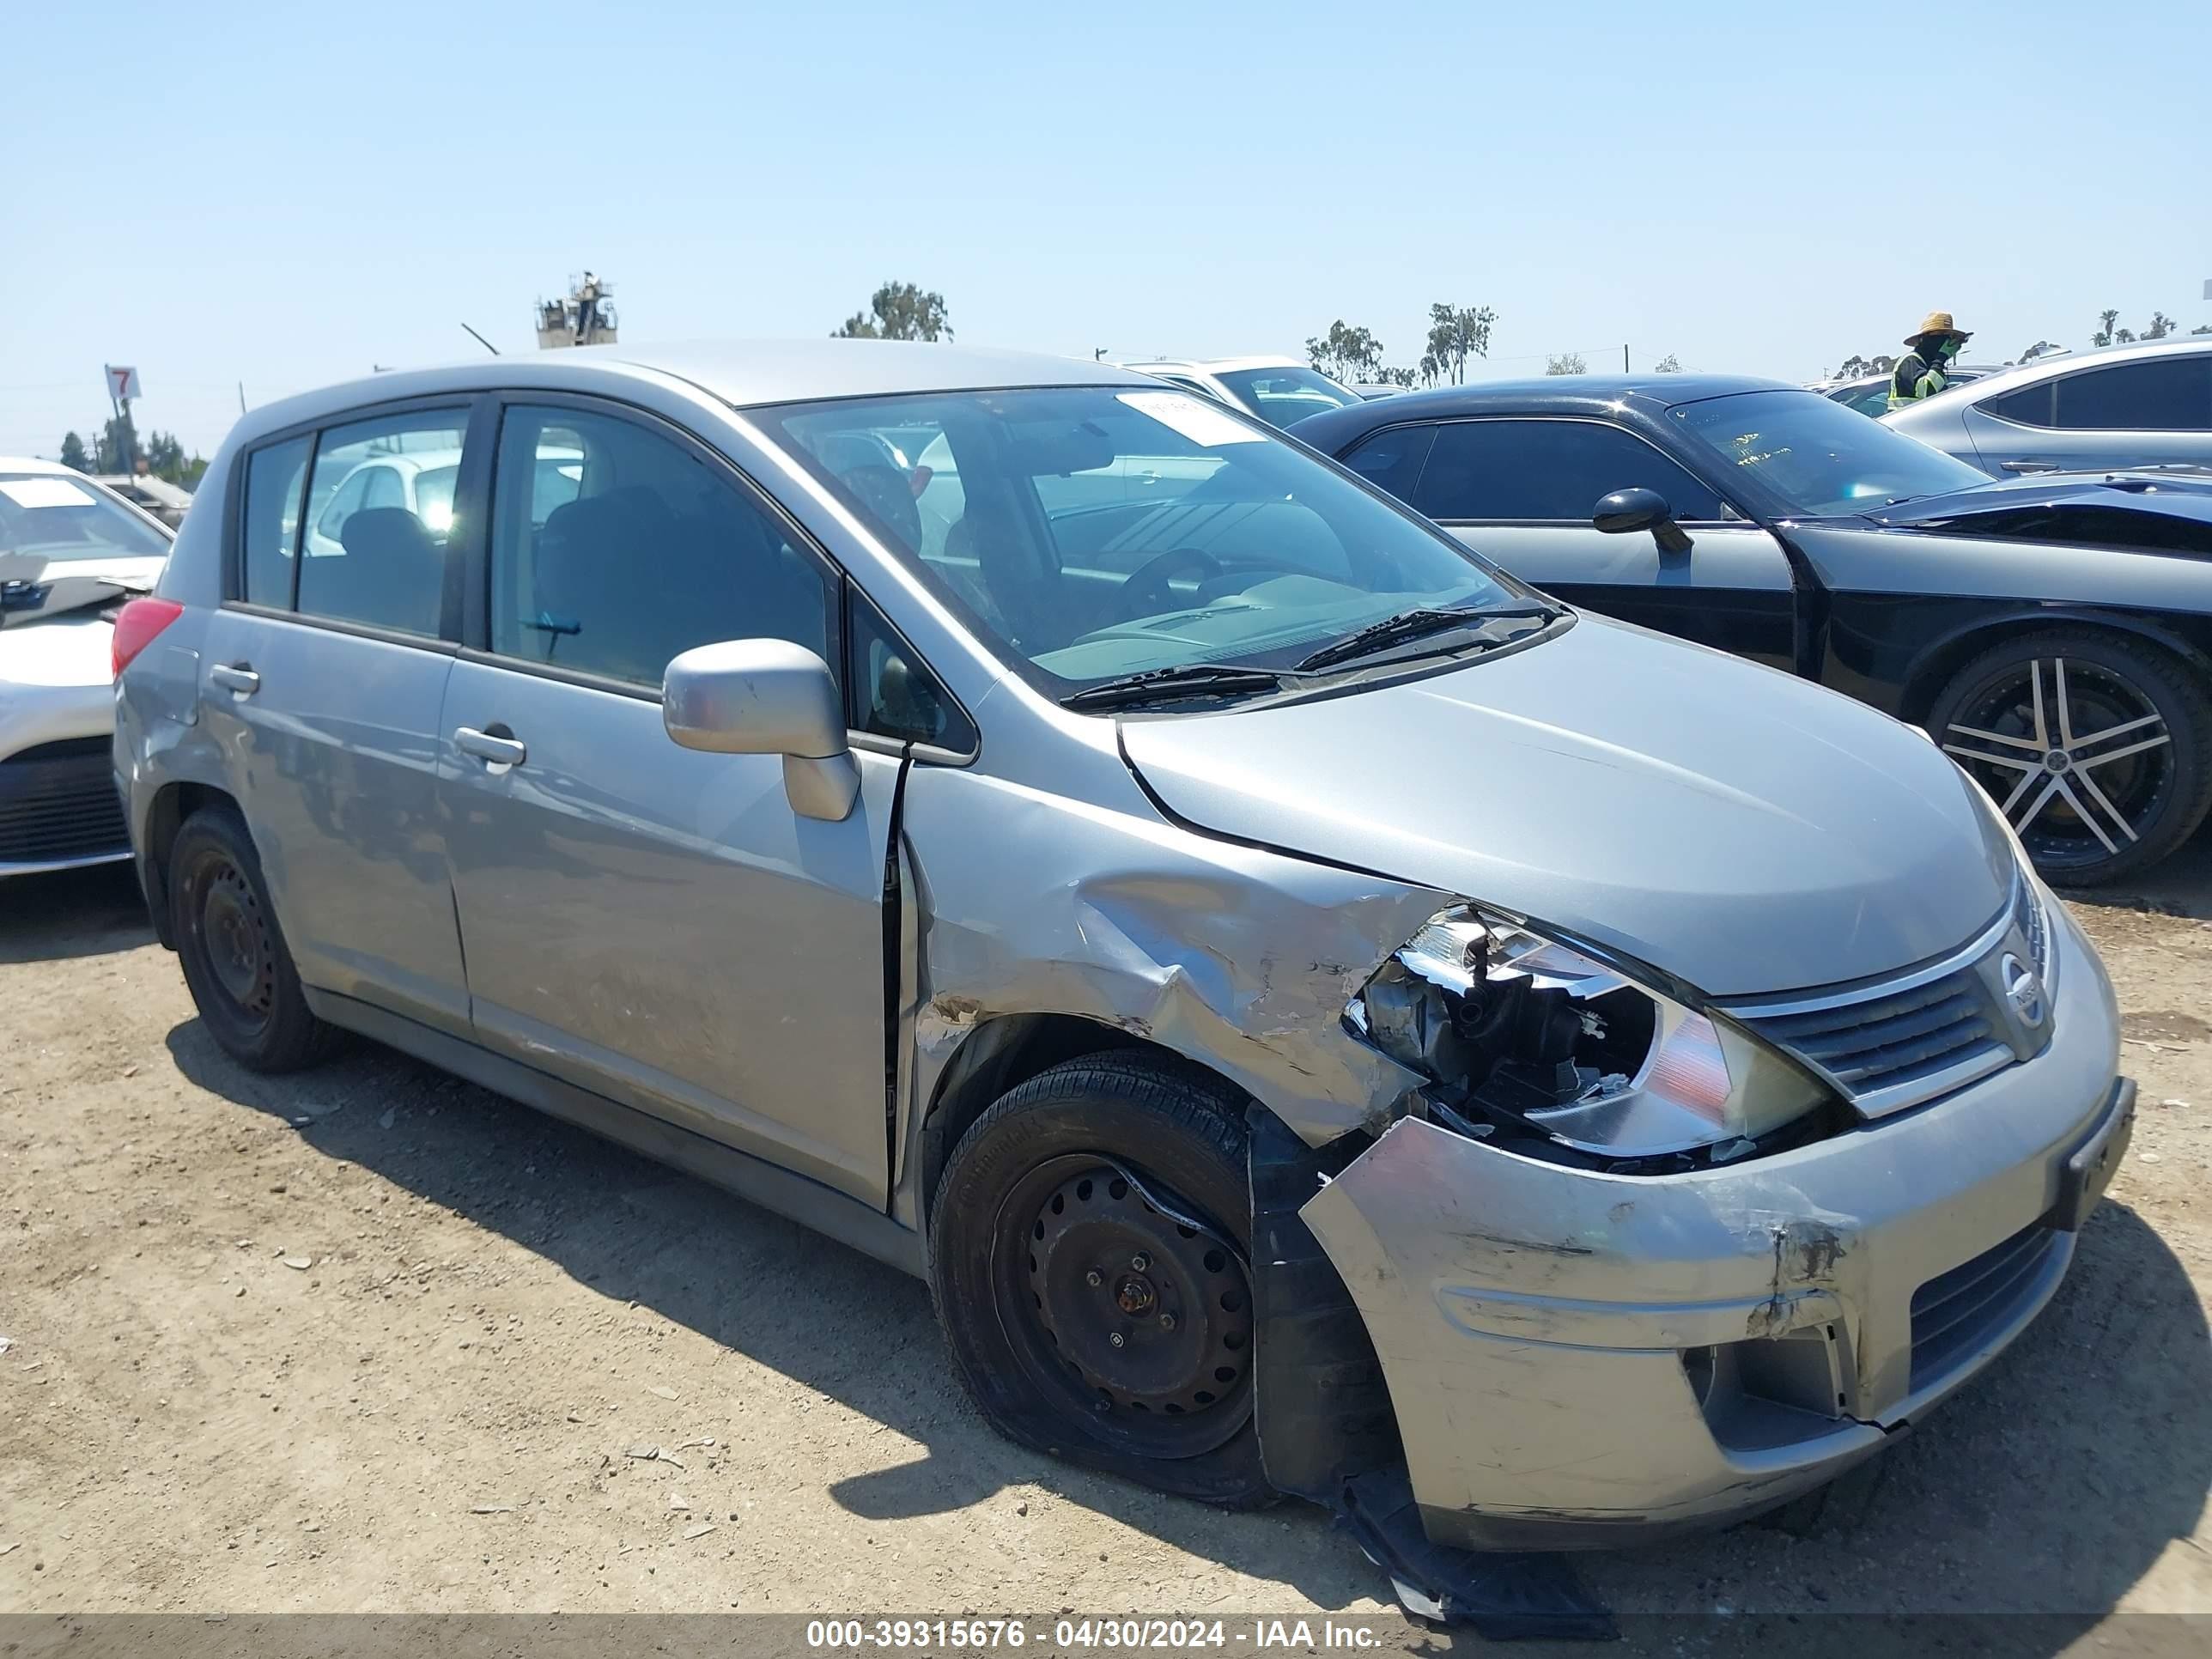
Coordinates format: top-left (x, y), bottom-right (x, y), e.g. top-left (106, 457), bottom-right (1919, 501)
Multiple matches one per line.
top-left (1348, 908), bottom-right (1829, 1163)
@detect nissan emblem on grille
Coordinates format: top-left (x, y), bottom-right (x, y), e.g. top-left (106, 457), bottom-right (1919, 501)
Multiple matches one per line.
top-left (2001, 952), bottom-right (2047, 1030)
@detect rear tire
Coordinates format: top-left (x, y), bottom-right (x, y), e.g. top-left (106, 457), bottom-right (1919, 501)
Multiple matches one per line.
top-left (927, 1052), bottom-right (1273, 1507)
top-left (1928, 629), bottom-right (2212, 886)
top-left (169, 805), bottom-right (340, 1073)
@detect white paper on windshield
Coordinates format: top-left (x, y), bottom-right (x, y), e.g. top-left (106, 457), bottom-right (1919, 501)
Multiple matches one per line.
top-left (0, 477), bottom-right (97, 509)
top-left (1115, 391), bottom-right (1264, 447)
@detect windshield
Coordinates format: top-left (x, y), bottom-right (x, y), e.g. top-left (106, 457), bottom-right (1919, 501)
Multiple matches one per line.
top-left (1213, 366), bottom-right (1363, 428)
top-left (0, 472), bottom-right (172, 564)
top-left (1669, 389), bottom-right (1990, 516)
top-left (764, 386), bottom-right (1533, 698)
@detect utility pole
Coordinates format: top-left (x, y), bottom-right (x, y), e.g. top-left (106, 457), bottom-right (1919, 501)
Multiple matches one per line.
top-left (1623, 343), bottom-right (1630, 373)
top-left (1094, 347), bottom-right (1109, 361)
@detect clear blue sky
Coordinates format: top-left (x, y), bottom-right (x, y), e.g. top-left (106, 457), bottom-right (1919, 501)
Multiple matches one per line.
top-left (6, 1), bottom-right (2208, 459)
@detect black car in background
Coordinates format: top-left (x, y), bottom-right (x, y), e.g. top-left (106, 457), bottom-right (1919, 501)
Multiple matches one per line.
top-left (1297, 377), bottom-right (2212, 884)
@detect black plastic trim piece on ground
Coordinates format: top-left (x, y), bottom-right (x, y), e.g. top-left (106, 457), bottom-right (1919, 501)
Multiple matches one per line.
top-left (1248, 1109), bottom-right (1615, 1641)
top-left (1337, 1466), bottom-right (1618, 1641)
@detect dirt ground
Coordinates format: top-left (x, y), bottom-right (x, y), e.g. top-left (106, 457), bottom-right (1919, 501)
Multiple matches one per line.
top-left (2, 862), bottom-right (2208, 1641)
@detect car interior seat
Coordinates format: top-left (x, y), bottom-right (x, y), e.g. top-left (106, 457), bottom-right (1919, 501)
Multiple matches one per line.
top-left (331, 507), bottom-right (446, 635)
top-left (533, 486), bottom-right (685, 680)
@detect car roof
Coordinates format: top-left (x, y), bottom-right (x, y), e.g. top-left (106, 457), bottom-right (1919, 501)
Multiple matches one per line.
top-left (0, 455), bottom-right (86, 476)
top-left (235, 340), bottom-right (1150, 447)
top-left (1819, 365), bottom-right (2000, 392)
top-left (1290, 373), bottom-right (1799, 447)
top-left (1121, 356), bottom-right (1308, 374)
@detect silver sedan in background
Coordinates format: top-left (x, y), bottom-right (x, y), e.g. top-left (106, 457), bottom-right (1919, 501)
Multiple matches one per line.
top-left (1886, 337), bottom-right (2212, 477)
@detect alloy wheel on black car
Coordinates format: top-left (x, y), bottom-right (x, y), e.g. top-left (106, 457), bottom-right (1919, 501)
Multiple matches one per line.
top-left (1931, 631), bottom-right (2212, 886)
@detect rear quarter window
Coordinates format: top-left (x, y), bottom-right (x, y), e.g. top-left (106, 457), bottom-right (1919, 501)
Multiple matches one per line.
top-left (240, 437), bottom-right (311, 605)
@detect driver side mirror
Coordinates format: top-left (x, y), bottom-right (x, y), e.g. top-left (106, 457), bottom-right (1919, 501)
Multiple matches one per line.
top-left (1593, 487), bottom-right (1693, 556)
top-left (663, 638), bottom-right (859, 822)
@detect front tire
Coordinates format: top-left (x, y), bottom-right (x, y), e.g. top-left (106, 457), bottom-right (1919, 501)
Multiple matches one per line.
top-left (1929, 629), bottom-right (2212, 886)
top-left (169, 805), bottom-right (340, 1073)
top-left (927, 1053), bottom-right (1273, 1506)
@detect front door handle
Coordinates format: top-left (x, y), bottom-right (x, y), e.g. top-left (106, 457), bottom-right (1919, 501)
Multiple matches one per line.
top-left (210, 663), bottom-right (259, 696)
top-left (454, 725), bottom-right (527, 767)
top-left (2000, 459), bottom-right (2060, 474)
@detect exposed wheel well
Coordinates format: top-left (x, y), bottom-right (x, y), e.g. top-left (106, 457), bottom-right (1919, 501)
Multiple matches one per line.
top-left (141, 781), bottom-right (239, 949)
top-left (917, 1012), bottom-right (1250, 1224)
top-left (1899, 613), bottom-right (2208, 727)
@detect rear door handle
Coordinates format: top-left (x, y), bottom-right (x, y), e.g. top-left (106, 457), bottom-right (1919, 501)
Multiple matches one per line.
top-left (454, 726), bottom-right (527, 767)
top-left (2000, 459), bottom-right (2060, 474)
top-left (210, 663), bottom-right (259, 696)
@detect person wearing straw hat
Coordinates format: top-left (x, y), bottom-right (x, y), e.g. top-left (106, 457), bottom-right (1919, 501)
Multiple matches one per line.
top-left (1887, 311), bottom-right (1973, 411)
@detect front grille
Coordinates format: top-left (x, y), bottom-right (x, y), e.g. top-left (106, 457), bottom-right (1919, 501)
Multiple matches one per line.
top-left (1725, 876), bottom-right (2051, 1120)
top-left (7, 735), bottom-right (112, 764)
top-left (2014, 872), bottom-right (2049, 975)
top-left (1742, 969), bottom-right (2012, 1115)
top-left (1909, 1224), bottom-right (2062, 1390)
top-left (0, 747), bottom-right (129, 866)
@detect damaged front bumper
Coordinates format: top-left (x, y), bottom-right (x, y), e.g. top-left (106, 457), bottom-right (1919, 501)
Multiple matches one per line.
top-left (1299, 901), bottom-right (2128, 1551)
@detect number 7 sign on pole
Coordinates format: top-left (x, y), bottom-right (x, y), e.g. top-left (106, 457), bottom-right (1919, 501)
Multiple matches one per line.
top-left (106, 365), bottom-right (142, 404)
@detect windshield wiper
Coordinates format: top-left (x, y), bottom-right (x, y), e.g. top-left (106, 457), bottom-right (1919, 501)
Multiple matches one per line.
top-left (1060, 663), bottom-right (1294, 712)
top-left (1294, 603), bottom-right (1553, 673)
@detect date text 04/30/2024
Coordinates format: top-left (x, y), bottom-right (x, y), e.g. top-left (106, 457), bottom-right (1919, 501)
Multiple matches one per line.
top-left (805, 1618), bottom-right (1390, 1650)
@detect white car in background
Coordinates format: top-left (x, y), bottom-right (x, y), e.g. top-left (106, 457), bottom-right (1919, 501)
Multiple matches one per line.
top-left (303, 447), bottom-right (463, 557)
top-left (1120, 356), bottom-right (1365, 428)
top-left (0, 459), bottom-right (174, 876)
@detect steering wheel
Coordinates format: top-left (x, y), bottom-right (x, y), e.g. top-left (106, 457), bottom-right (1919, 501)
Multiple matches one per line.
top-left (1114, 547), bottom-right (1225, 621)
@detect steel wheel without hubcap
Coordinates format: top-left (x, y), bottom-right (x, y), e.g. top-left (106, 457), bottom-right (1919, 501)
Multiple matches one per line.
top-left (1000, 1154), bottom-right (1254, 1459)
top-left (1942, 655), bottom-right (2173, 874)
top-left (191, 859), bottom-right (276, 1029)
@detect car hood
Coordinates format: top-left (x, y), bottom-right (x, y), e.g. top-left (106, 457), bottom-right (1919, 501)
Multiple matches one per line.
top-left (0, 606), bottom-right (117, 688)
top-left (1119, 617), bottom-right (2014, 998)
top-left (1860, 471), bottom-right (2212, 534)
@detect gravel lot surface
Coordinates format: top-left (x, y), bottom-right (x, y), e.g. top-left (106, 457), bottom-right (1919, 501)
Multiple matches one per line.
top-left (3, 863), bottom-right (2207, 1647)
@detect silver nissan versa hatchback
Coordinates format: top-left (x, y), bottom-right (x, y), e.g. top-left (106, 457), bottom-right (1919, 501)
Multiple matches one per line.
top-left (116, 342), bottom-right (2131, 1582)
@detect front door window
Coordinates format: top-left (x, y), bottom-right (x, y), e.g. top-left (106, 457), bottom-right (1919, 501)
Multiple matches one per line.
top-left (489, 406), bottom-right (832, 687)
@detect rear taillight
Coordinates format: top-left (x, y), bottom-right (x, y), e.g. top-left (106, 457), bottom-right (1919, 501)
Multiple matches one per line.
top-left (112, 597), bottom-right (185, 679)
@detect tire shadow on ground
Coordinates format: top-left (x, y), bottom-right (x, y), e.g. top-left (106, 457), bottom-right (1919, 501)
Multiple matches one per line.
top-left (161, 1019), bottom-right (1383, 1611)
top-left (0, 863), bottom-right (154, 964)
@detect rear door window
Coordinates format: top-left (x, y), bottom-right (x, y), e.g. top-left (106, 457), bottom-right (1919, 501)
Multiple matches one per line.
top-left (2051, 356), bottom-right (2212, 431)
top-left (1415, 419), bottom-right (1724, 522)
top-left (313, 467), bottom-right (371, 547)
top-left (295, 411), bottom-right (469, 637)
top-left (361, 465), bottom-right (405, 513)
top-left (1340, 423), bottom-right (1437, 501)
